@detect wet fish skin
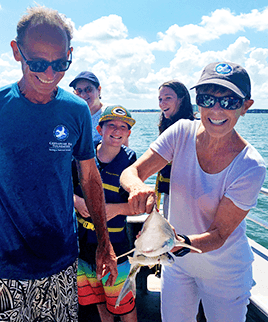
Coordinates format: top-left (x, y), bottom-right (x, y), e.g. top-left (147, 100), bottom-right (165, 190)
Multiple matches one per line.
top-left (134, 207), bottom-right (202, 256)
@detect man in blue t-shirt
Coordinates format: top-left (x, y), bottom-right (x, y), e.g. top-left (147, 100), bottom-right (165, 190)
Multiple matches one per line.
top-left (0, 5), bottom-right (117, 322)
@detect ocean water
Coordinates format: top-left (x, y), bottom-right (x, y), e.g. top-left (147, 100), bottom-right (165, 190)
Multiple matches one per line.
top-left (129, 112), bottom-right (268, 249)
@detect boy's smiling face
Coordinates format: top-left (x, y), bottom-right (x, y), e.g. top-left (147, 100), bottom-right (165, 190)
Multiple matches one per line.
top-left (97, 120), bottom-right (131, 146)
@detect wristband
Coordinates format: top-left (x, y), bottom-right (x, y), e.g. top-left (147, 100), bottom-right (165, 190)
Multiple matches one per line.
top-left (173, 234), bottom-right (191, 257)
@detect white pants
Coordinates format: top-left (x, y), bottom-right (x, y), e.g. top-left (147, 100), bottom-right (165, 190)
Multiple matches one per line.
top-left (161, 262), bottom-right (251, 322)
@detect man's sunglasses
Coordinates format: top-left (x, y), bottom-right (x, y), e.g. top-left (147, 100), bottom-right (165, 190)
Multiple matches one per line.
top-left (196, 94), bottom-right (244, 110)
top-left (17, 44), bottom-right (72, 73)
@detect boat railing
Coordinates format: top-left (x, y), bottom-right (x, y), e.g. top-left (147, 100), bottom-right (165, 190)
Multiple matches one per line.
top-left (247, 187), bottom-right (268, 230)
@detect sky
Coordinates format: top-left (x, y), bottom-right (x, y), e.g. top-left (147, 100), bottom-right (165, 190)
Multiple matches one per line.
top-left (1, 0), bottom-right (268, 110)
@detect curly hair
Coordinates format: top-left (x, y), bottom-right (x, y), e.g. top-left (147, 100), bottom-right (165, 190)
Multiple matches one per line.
top-left (158, 80), bottom-right (194, 134)
top-left (16, 5), bottom-right (73, 47)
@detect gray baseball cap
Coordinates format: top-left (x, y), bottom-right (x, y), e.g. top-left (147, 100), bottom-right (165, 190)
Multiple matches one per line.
top-left (190, 62), bottom-right (251, 99)
top-left (69, 71), bottom-right (100, 88)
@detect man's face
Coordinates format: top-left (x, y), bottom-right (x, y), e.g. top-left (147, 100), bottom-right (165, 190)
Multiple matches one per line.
top-left (15, 25), bottom-right (71, 102)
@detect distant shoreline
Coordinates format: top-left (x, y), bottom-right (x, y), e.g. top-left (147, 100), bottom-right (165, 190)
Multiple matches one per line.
top-left (130, 109), bottom-right (268, 113)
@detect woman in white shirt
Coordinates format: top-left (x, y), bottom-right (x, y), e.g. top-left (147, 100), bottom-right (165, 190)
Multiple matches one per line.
top-left (120, 62), bottom-right (266, 322)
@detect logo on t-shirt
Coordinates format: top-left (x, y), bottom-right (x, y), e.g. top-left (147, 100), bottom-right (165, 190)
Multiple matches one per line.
top-left (49, 125), bottom-right (72, 152)
top-left (53, 125), bottom-right (69, 141)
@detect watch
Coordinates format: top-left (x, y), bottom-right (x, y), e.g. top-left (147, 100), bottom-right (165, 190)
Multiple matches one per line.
top-left (173, 234), bottom-right (191, 257)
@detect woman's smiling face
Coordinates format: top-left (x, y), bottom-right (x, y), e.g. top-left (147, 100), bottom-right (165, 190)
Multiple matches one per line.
top-left (158, 86), bottom-right (183, 119)
top-left (198, 87), bottom-right (250, 139)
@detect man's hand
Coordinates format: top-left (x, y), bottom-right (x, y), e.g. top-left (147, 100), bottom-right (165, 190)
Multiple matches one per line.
top-left (95, 240), bottom-right (118, 286)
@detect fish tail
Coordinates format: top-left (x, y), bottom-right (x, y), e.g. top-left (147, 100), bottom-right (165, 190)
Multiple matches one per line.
top-left (115, 265), bottom-right (140, 308)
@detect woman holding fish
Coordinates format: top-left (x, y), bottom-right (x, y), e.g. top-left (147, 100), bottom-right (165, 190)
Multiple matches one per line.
top-left (120, 62), bottom-right (266, 322)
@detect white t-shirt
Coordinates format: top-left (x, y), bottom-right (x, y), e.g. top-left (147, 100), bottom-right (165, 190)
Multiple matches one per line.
top-left (150, 119), bottom-right (266, 284)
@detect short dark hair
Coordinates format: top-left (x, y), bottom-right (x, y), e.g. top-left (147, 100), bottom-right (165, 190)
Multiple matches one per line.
top-left (16, 5), bottom-right (73, 47)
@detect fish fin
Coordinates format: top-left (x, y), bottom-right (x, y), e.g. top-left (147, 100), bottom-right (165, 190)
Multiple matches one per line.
top-left (115, 264), bottom-right (140, 308)
top-left (116, 248), bottom-right (136, 260)
top-left (174, 241), bottom-right (202, 253)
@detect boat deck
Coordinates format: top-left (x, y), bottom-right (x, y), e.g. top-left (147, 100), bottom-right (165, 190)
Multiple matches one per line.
top-left (135, 272), bottom-right (268, 322)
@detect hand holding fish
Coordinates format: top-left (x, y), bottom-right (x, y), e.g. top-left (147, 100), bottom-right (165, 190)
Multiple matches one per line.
top-left (127, 182), bottom-right (157, 214)
top-left (120, 149), bottom-right (165, 214)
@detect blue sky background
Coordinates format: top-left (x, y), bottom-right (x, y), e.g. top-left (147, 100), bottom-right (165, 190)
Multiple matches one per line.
top-left (1, 0), bottom-right (268, 109)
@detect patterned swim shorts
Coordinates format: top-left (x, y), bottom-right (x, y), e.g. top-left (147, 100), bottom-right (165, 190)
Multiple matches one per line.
top-left (0, 261), bottom-right (78, 322)
top-left (77, 258), bottom-right (135, 316)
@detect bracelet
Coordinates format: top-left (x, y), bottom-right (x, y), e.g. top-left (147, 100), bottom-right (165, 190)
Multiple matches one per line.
top-left (173, 234), bottom-right (191, 257)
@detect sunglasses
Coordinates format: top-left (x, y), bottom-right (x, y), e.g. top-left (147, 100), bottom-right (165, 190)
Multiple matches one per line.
top-left (196, 94), bottom-right (244, 110)
top-left (17, 44), bottom-right (72, 73)
top-left (73, 86), bottom-right (94, 96)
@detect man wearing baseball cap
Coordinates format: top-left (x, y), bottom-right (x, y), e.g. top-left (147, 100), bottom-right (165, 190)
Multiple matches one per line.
top-left (119, 62), bottom-right (265, 322)
top-left (74, 105), bottom-right (139, 321)
top-left (70, 71), bottom-right (104, 147)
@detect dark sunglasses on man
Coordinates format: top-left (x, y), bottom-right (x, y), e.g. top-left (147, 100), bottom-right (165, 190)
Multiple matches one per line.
top-left (196, 94), bottom-right (245, 110)
top-left (17, 44), bottom-right (72, 73)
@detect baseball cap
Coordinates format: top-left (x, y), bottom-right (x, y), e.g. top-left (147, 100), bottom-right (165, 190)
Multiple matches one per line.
top-left (69, 71), bottom-right (100, 88)
top-left (190, 62), bottom-right (251, 99)
top-left (99, 105), bottom-right (136, 128)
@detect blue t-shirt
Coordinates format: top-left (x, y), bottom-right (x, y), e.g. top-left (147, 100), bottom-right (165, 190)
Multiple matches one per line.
top-left (0, 83), bottom-right (94, 279)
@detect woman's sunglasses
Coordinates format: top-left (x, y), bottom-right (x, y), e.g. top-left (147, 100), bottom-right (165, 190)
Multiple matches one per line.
top-left (196, 94), bottom-right (244, 110)
top-left (17, 44), bottom-right (72, 73)
top-left (73, 86), bottom-right (93, 96)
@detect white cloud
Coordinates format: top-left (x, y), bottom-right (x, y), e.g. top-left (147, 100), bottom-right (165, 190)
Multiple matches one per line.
top-left (73, 14), bottom-right (128, 43)
top-left (2, 8), bottom-right (268, 109)
top-left (150, 8), bottom-right (268, 51)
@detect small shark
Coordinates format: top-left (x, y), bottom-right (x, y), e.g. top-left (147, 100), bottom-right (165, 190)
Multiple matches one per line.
top-left (115, 207), bottom-right (202, 307)
top-left (115, 252), bottom-right (174, 308)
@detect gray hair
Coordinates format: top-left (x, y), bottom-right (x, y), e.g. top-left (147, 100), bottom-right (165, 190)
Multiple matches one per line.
top-left (16, 5), bottom-right (73, 47)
